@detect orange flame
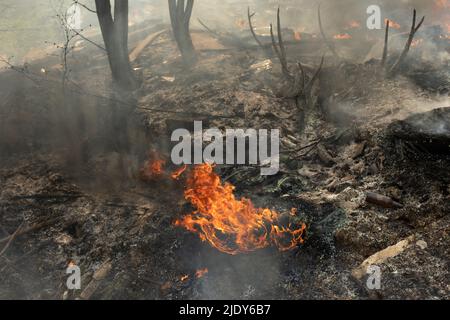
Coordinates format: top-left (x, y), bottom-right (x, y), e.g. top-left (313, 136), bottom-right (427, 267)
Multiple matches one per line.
top-left (345, 20), bottom-right (361, 29)
top-left (195, 268), bottom-right (209, 279)
top-left (385, 19), bottom-right (401, 29)
top-left (180, 275), bottom-right (189, 282)
top-left (174, 163), bottom-right (306, 255)
top-left (235, 19), bottom-right (246, 30)
top-left (333, 33), bottom-right (352, 40)
top-left (435, 0), bottom-right (449, 9)
top-left (140, 152), bottom-right (166, 180)
top-left (294, 31), bottom-right (302, 41)
top-left (171, 164), bottom-right (188, 180)
top-left (411, 38), bottom-right (423, 47)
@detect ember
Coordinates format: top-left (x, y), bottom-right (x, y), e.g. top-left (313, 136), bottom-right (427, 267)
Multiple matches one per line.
top-left (385, 19), bottom-right (401, 29)
top-left (171, 164), bottom-right (188, 180)
top-left (140, 153), bottom-right (166, 180)
top-left (180, 275), bottom-right (189, 282)
top-left (333, 33), bottom-right (352, 40)
top-left (345, 20), bottom-right (361, 29)
top-left (195, 268), bottom-right (208, 279)
top-left (175, 163), bottom-right (306, 255)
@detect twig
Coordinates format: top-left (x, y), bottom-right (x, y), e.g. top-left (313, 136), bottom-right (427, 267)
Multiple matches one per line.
top-left (247, 7), bottom-right (265, 50)
top-left (270, 8), bottom-right (291, 79)
top-left (304, 55), bottom-right (324, 100)
top-left (71, 28), bottom-right (106, 51)
top-left (388, 9), bottom-right (425, 75)
top-left (137, 106), bottom-right (242, 120)
top-left (0, 222), bottom-right (24, 257)
top-left (381, 19), bottom-right (390, 67)
top-left (0, 217), bottom-right (72, 245)
top-left (318, 4), bottom-right (340, 60)
top-left (10, 194), bottom-right (82, 201)
top-left (197, 18), bottom-right (220, 38)
top-left (74, 0), bottom-right (96, 13)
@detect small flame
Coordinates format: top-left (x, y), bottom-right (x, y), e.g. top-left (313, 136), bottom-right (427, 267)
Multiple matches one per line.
top-left (180, 275), bottom-right (189, 282)
top-left (385, 19), bottom-right (401, 29)
top-left (235, 19), bottom-right (246, 30)
top-left (294, 31), bottom-right (302, 41)
top-left (195, 268), bottom-right (209, 279)
top-left (68, 260), bottom-right (76, 268)
top-left (411, 38), bottom-right (424, 47)
top-left (174, 164), bottom-right (306, 255)
top-left (333, 33), bottom-right (352, 40)
top-left (435, 0), bottom-right (449, 9)
top-left (171, 164), bottom-right (188, 180)
top-left (140, 152), bottom-right (166, 181)
top-left (345, 20), bottom-right (361, 29)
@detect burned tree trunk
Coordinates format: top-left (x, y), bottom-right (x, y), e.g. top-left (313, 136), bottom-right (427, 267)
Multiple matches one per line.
top-left (168, 0), bottom-right (197, 65)
top-left (95, 0), bottom-right (136, 90)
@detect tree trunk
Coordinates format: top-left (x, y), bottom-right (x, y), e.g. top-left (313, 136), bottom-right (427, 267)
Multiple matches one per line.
top-left (95, 0), bottom-right (136, 90)
top-left (168, 0), bottom-right (197, 65)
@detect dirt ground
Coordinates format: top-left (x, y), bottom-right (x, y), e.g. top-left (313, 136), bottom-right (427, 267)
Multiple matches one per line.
top-left (0, 21), bottom-right (449, 300)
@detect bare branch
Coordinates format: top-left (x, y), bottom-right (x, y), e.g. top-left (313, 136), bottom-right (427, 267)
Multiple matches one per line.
top-left (381, 20), bottom-right (390, 67)
top-left (318, 4), bottom-right (340, 60)
top-left (247, 7), bottom-right (265, 50)
top-left (388, 9), bottom-right (425, 75)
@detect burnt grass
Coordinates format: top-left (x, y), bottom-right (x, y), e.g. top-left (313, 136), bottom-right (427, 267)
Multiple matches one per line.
top-left (0, 25), bottom-right (449, 300)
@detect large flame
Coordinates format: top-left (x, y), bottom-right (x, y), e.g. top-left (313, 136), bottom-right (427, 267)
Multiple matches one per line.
top-left (175, 163), bottom-right (305, 255)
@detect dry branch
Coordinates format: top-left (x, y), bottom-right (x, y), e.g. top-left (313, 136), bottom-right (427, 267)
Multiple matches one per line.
top-left (129, 29), bottom-right (167, 62)
top-left (318, 4), bottom-right (340, 60)
top-left (270, 8), bottom-right (291, 80)
top-left (0, 222), bottom-right (24, 257)
top-left (247, 7), bottom-right (265, 51)
top-left (388, 9), bottom-right (425, 75)
top-left (381, 20), bottom-right (390, 67)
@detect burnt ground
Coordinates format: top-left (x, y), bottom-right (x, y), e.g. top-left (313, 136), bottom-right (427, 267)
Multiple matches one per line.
top-left (0, 22), bottom-right (449, 300)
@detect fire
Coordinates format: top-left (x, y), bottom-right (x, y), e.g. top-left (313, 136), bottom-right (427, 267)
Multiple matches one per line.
top-left (140, 152), bottom-right (166, 181)
top-left (180, 274), bottom-right (189, 282)
top-left (333, 33), bottom-right (352, 40)
top-left (411, 38), bottom-right (424, 47)
top-left (385, 19), bottom-right (401, 29)
top-left (195, 268), bottom-right (208, 279)
top-left (68, 260), bottom-right (77, 268)
top-left (345, 20), bottom-right (361, 29)
top-left (435, 0), bottom-right (449, 9)
top-left (171, 164), bottom-right (187, 180)
top-left (235, 19), bottom-right (246, 29)
top-left (174, 163), bottom-right (306, 255)
top-left (294, 31), bottom-right (302, 41)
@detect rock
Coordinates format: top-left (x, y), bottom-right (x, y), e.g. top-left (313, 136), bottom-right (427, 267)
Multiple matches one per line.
top-left (351, 142), bottom-right (366, 159)
top-left (416, 240), bottom-right (428, 250)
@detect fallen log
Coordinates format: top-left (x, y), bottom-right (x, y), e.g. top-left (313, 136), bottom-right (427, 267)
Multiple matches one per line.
top-left (129, 29), bottom-right (167, 63)
top-left (80, 260), bottom-right (112, 300)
